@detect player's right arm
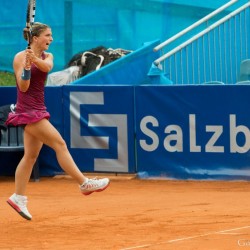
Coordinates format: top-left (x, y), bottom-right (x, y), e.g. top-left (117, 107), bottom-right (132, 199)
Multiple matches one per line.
top-left (13, 50), bottom-right (32, 92)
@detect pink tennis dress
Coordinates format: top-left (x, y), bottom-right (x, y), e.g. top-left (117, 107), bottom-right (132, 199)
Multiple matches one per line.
top-left (6, 53), bottom-right (50, 126)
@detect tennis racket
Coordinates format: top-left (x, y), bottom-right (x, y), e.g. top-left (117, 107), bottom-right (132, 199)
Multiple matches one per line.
top-left (25, 0), bottom-right (36, 49)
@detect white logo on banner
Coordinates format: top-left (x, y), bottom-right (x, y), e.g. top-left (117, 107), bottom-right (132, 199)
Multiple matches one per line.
top-left (140, 114), bottom-right (250, 153)
top-left (70, 91), bottom-right (128, 172)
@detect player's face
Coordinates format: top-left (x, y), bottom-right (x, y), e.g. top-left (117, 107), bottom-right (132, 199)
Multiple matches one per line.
top-left (36, 28), bottom-right (53, 51)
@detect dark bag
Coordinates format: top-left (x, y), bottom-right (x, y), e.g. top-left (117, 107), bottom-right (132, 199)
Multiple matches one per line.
top-left (66, 46), bottom-right (132, 77)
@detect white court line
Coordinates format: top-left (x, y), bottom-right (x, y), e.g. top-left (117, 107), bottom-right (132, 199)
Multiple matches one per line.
top-left (218, 232), bottom-right (242, 235)
top-left (120, 225), bottom-right (250, 250)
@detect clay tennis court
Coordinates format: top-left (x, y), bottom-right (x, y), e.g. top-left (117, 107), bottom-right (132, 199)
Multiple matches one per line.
top-left (0, 175), bottom-right (250, 250)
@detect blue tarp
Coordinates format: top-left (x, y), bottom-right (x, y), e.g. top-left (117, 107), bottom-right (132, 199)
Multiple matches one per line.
top-left (0, 0), bottom-right (239, 73)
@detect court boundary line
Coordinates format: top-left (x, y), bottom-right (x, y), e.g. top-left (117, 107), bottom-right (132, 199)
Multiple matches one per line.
top-left (120, 225), bottom-right (250, 250)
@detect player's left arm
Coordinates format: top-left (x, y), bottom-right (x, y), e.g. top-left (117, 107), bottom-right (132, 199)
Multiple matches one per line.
top-left (32, 52), bottom-right (54, 73)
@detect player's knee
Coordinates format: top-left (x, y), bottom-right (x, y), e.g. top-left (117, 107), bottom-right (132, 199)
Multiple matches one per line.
top-left (23, 154), bottom-right (39, 166)
top-left (53, 138), bottom-right (68, 152)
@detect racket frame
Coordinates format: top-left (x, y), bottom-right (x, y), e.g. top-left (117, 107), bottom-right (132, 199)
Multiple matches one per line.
top-left (26, 0), bottom-right (36, 48)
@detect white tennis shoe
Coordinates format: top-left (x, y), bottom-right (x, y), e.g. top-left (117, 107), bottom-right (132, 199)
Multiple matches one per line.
top-left (7, 193), bottom-right (32, 220)
top-left (80, 177), bottom-right (110, 195)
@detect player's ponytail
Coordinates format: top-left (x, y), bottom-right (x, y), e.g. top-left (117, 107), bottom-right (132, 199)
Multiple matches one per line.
top-left (23, 27), bottom-right (30, 42)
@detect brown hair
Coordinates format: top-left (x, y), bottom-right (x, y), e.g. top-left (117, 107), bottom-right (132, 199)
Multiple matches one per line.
top-left (23, 22), bottom-right (50, 42)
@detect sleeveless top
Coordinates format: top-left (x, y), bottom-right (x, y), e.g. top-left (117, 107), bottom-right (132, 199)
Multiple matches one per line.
top-left (5, 52), bottom-right (50, 126)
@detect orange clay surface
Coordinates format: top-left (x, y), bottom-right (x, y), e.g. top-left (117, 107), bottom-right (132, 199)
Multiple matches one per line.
top-left (0, 175), bottom-right (250, 250)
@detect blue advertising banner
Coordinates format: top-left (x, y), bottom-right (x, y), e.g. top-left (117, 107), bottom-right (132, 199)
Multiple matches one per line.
top-left (2, 84), bottom-right (250, 180)
top-left (135, 85), bottom-right (250, 180)
top-left (63, 85), bottom-right (136, 173)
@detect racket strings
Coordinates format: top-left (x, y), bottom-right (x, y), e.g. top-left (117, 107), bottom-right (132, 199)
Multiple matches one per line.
top-left (30, 0), bottom-right (36, 25)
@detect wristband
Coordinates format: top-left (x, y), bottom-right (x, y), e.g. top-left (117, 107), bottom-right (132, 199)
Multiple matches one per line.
top-left (21, 68), bottom-right (31, 80)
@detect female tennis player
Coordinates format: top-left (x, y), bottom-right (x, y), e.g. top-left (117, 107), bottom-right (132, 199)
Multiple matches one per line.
top-left (5, 22), bottom-right (110, 220)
